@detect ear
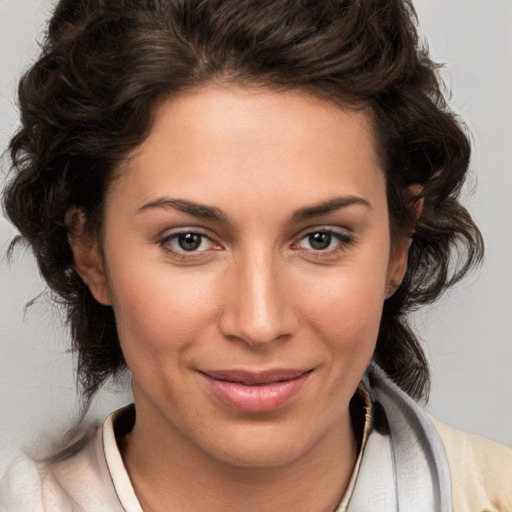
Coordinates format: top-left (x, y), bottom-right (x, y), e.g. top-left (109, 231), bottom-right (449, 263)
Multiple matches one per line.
top-left (385, 238), bottom-right (409, 299)
top-left (406, 184), bottom-right (424, 231)
top-left (385, 185), bottom-right (424, 298)
top-left (67, 210), bottom-right (112, 306)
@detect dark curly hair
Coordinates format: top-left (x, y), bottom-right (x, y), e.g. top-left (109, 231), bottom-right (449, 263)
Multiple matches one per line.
top-left (2, 0), bottom-right (483, 411)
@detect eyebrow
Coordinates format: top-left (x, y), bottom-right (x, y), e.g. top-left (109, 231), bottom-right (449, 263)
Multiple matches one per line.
top-left (138, 195), bottom-right (371, 224)
top-left (138, 198), bottom-right (230, 223)
top-left (290, 196), bottom-right (371, 223)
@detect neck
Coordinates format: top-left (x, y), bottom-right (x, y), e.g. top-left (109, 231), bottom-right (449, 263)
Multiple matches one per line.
top-left (120, 403), bottom-right (360, 512)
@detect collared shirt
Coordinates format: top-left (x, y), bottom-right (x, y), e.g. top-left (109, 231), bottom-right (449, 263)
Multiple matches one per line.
top-left (98, 383), bottom-right (375, 511)
top-left (1, 365), bottom-right (511, 511)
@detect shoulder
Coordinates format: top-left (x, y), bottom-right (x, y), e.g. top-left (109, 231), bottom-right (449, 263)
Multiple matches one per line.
top-left (0, 445), bottom-right (45, 512)
top-left (0, 445), bottom-right (73, 512)
top-left (0, 423), bottom-right (124, 512)
top-left (430, 416), bottom-right (512, 512)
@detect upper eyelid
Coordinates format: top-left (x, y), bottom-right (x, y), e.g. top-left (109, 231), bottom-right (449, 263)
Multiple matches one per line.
top-left (293, 225), bottom-right (353, 240)
top-left (158, 224), bottom-right (237, 246)
top-left (160, 226), bottom-right (214, 241)
top-left (162, 228), bottom-right (202, 235)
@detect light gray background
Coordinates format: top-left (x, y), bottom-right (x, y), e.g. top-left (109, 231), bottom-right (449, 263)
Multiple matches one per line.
top-left (1, 0), bottom-right (511, 450)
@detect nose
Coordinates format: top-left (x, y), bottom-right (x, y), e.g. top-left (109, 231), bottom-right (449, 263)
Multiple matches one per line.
top-left (218, 251), bottom-right (298, 348)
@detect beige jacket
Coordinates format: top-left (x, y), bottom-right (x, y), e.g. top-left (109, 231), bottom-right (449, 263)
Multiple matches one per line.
top-left (432, 417), bottom-right (512, 512)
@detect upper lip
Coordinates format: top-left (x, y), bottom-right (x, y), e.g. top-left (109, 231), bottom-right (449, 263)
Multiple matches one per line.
top-left (199, 368), bottom-right (312, 385)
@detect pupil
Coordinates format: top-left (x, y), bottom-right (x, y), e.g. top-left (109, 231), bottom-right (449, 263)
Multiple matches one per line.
top-left (309, 232), bottom-right (331, 250)
top-left (178, 233), bottom-right (201, 251)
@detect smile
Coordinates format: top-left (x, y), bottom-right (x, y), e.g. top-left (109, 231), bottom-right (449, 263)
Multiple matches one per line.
top-left (199, 369), bottom-right (313, 413)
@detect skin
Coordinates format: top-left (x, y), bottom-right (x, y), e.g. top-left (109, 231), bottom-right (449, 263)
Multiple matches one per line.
top-left (71, 85), bottom-right (409, 511)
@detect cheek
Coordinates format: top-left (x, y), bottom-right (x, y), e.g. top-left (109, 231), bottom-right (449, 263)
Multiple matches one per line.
top-left (303, 256), bottom-right (387, 323)
top-left (309, 281), bottom-right (383, 347)
top-left (106, 259), bottom-right (218, 361)
top-left (297, 254), bottom-right (388, 359)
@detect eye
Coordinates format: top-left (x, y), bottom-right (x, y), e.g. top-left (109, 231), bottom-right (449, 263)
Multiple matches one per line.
top-left (295, 229), bottom-right (353, 252)
top-left (160, 230), bottom-right (220, 255)
top-left (175, 232), bottom-right (206, 251)
top-left (303, 231), bottom-right (334, 250)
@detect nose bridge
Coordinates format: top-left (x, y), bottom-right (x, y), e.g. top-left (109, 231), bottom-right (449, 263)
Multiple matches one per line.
top-left (220, 247), bottom-right (296, 346)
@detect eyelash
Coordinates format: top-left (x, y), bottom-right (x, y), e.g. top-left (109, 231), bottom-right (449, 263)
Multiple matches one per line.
top-left (158, 229), bottom-right (221, 260)
top-left (157, 227), bottom-right (354, 260)
top-left (293, 229), bottom-right (354, 256)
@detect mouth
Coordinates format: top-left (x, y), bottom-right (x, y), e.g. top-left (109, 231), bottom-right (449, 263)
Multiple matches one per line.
top-left (198, 368), bottom-right (313, 413)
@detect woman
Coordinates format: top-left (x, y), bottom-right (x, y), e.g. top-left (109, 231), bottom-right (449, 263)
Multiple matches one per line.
top-left (1, 0), bottom-right (511, 510)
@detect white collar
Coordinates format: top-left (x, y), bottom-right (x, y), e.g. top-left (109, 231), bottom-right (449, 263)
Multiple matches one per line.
top-left (100, 365), bottom-right (451, 512)
top-left (102, 407), bottom-right (143, 512)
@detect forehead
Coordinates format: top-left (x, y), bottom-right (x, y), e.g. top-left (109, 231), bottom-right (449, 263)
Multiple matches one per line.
top-left (138, 85), bottom-right (378, 163)
top-left (110, 85), bottom-right (386, 219)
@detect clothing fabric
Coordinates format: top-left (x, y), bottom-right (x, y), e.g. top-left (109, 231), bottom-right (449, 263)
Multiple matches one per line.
top-left (1, 365), bottom-right (511, 511)
top-left (346, 365), bottom-right (453, 510)
top-left (432, 416), bottom-right (512, 512)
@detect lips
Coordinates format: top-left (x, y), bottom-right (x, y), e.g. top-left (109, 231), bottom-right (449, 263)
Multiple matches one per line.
top-left (199, 368), bottom-right (312, 413)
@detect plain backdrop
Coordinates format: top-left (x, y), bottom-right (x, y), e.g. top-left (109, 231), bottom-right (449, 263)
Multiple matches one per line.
top-left (1, 0), bottom-right (511, 450)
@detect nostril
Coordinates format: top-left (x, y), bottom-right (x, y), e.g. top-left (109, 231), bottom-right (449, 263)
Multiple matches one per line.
top-left (218, 305), bottom-right (298, 347)
top-left (218, 259), bottom-right (299, 346)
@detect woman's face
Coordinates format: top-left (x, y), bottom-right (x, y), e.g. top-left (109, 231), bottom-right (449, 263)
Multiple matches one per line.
top-left (77, 85), bottom-right (408, 467)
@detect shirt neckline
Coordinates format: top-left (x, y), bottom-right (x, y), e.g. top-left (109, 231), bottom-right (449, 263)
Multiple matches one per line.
top-left (101, 383), bottom-right (374, 512)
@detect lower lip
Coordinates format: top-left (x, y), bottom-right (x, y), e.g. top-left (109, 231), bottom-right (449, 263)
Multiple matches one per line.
top-left (200, 372), bottom-right (311, 413)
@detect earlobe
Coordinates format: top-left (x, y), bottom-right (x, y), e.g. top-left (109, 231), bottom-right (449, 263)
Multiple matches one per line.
top-left (67, 210), bottom-right (112, 306)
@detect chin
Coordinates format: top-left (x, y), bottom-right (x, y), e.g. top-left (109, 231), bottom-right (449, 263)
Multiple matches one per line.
top-left (200, 422), bottom-right (326, 469)
top-left (212, 442), bottom-right (308, 469)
